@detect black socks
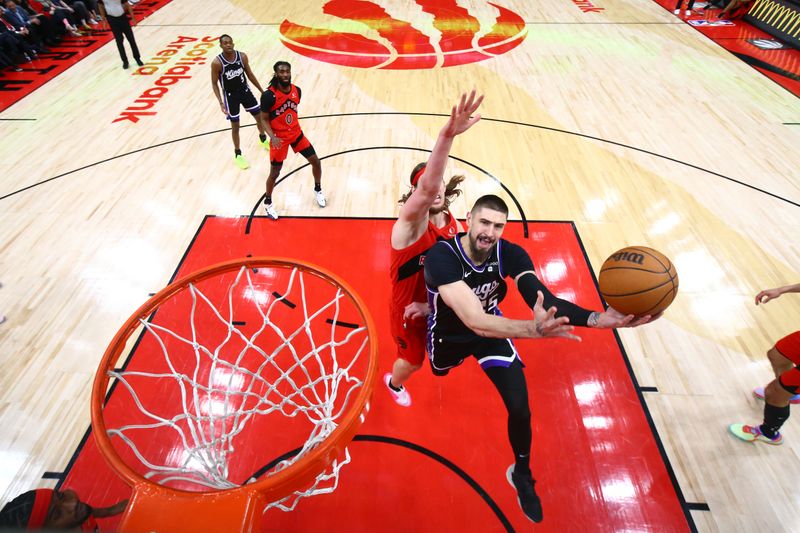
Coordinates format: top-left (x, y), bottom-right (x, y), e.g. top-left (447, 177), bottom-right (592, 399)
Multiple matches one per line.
top-left (761, 403), bottom-right (790, 438)
top-left (515, 454), bottom-right (531, 475)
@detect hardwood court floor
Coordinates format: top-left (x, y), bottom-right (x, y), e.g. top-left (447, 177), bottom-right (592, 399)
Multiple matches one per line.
top-left (0, 0), bottom-right (798, 531)
top-left (63, 218), bottom-right (690, 532)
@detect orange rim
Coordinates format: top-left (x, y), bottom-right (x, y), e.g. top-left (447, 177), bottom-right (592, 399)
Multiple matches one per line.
top-left (91, 257), bottom-right (379, 503)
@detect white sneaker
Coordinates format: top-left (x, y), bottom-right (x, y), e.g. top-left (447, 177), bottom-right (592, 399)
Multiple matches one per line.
top-left (384, 372), bottom-right (411, 407)
top-left (314, 190), bottom-right (327, 208)
top-left (673, 8), bottom-right (680, 14)
top-left (264, 202), bottom-right (279, 220)
top-left (685, 9), bottom-right (691, 15)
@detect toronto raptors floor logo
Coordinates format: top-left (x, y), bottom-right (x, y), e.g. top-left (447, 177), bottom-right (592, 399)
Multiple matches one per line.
top-left (279, 0), bottom-right (527, 69)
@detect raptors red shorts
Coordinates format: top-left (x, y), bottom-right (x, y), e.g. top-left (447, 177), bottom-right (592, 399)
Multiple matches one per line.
top-left (775, 331), bottom-right (800, 394)
top-left (270, 130), bottom-right (313, 164)
top-left (390, 308), bottom-right (427, 366)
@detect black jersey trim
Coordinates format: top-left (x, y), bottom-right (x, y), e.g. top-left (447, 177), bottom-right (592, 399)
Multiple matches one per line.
top-left (497, 239), bottom-right (505, 278)
top-left (290, 132), bottom-right (306, 149)
top-left (217, 51), bottom-right (239, 65)
top-left (455, 233), bottom-right (490, 273)
top-left (397, 252), bottom-right (425, 281)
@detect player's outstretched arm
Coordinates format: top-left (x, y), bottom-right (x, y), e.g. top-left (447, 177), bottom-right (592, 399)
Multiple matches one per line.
top-left (400, 90), bottom-right (483, 223)
top-left (588, 307), bottom-right (660, 329)
top-left (755, 282), bottom-right (800, 305)
top-left (513, 265), bottom-right (661, 329)
top-left (438, 282), bottom-right (579, 340)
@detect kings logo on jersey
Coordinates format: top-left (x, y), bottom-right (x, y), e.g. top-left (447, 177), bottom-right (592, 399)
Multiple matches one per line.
top-left (224, 67), bottom-right (244, 80)
top-left (473, 280), bottom-right (500, 309)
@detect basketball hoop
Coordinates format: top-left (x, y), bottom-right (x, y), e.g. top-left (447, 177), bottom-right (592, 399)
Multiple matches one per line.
top-left (91, 258), bottom-right (378, 532)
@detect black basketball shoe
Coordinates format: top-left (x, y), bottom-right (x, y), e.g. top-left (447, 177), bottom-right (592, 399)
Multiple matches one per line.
top-left (506, 464), bottom-right (543, 523)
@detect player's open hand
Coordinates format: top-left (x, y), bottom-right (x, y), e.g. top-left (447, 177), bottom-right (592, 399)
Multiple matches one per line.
top-left (531, 291), bottom-right (580, 341)
top-left (403, 301), bottom-right (430, 321)
top-left (270, 135), bottom-right (283, 149)
top-left (755, 288), bottom-right (782, 305)
top-left (595, 307), bottom-right (660, 328)
top-left (443, 89), bottom-right (484, 139)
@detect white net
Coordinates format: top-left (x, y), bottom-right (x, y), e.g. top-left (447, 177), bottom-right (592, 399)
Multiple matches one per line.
top-left (102, 263), bottom-right (372, 512)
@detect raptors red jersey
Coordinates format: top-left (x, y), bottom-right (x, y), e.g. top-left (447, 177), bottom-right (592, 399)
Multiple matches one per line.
top-left (264, 84), bottom-right (301, 138)
top-left (390, 213), bottom-right (460, 315)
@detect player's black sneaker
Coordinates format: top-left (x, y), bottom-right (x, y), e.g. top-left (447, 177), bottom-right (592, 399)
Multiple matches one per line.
top-left (506, 464), bottom-right (543, 523)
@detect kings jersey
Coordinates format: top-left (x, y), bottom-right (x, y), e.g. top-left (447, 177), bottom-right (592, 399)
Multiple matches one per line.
top-left (425, 235), bottom-right (534, 343)
top-left (218, 52), bottom-right (248, 93)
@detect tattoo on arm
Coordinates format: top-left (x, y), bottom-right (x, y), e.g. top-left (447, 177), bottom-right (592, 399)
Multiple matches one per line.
top-left (588, 312), bottom-right (600, 327)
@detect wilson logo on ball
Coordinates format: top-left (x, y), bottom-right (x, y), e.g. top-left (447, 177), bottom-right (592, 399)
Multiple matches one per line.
top-left (610, 251), bottom-right (645, 265)
top-left (598, 246), bottom-right (679, 317)
top-left (279, 0), bottom-right (527, 70)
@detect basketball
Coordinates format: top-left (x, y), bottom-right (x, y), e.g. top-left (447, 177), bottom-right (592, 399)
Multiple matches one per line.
top-left (598, 246), bottom-right (679, 316)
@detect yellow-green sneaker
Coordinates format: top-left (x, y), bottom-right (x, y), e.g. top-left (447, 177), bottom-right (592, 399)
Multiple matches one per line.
top-left (260, 138), bottom-right (270, 151)
top-left (728, 423), bottom-right (783, 445)
top-left (234, 154), bottom-right (249, 170)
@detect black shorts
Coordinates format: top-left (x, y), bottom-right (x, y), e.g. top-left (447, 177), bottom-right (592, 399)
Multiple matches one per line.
top-left (223, 89), bottom-right (259, 122)
top-left (427, 334), bottom-right (519, 375)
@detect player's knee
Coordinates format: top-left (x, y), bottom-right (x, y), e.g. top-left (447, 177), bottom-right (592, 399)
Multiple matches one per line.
top-left (764, 379), bottom-right (793, 405)
top-left (507, 401), bottom-right (531, 422)
top-left (405, 361), bottom-right (423, 372)
top-left (767, 347), bottom-right (787, 365)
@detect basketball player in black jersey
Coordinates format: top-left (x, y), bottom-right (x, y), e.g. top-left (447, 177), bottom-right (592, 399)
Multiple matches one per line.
top-left (424, 194), bottom-right (658, 523)
top-left (210, 34), bottom-right (278, 170)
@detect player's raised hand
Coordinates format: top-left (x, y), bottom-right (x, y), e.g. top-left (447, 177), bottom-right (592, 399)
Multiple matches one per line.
top-left (531, 291), bottom-right (581, 341)
top-left (443, 89), bottom-right (484, 139)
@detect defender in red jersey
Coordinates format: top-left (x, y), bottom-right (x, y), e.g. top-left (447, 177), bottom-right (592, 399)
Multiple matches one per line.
top-left (730, 282), bottom-right (800, 445)
top-left (384, 91), bottom-right (483, 407)
top-left (258, 61), bottom-right (325, 220)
